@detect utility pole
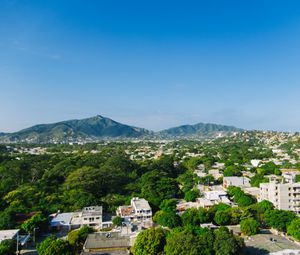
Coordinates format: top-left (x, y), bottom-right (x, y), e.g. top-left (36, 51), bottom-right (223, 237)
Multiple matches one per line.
top-left (16, 232), bottom-right (19, 255)
top-left (33, 227), bottom-right (39, 245)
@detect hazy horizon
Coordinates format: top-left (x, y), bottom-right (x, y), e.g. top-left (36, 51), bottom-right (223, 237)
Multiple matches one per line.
top-left (1, 1), bottom-right (300, 132)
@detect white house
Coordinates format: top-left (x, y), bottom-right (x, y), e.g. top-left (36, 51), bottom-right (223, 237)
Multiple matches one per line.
top-left (117, 197), bottom-right (152, 223)
top-left (0, 229), bottom-right (19, 243)
top-left (50, 206), bottom-right (103, 230)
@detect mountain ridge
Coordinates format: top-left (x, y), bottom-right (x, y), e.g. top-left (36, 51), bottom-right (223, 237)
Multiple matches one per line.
top-left (158, 123), bottom-right (242, 138)
top-left (0, 115), bottom-right (243, 143)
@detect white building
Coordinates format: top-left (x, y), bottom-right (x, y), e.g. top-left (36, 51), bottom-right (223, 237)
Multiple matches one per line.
top-left (117, 197), bottom-right (152, 223)
top-left (203, 190), bottom-right (231, 205)
top-left (50, 206), bottom-right (103, 230)
top-left (259, 174), bottom-right (300, 215)
top-left (80, 206), bottom-right (103, 228)
top-left (0, 229), bottom-right (19, 243)
top-left (223, 176), bottom-right (251, 189)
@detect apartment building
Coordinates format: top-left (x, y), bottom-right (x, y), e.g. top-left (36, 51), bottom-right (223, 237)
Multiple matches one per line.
top-left (259, 173), bottom-right (300, 215)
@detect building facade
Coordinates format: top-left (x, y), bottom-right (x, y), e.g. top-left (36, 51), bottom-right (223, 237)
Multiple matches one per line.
top-left (259, 174), bottom-right (300, 215)
top-left (117, 197), bottom-right (152, 223)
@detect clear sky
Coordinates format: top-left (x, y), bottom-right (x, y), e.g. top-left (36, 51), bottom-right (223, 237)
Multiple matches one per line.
top-left (1, 0), bottom-right (300, 132)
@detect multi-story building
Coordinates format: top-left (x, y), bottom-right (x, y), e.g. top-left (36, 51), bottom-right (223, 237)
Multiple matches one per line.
top-left (80, 206), bottom-right (103, 228)
top-left (50, 206), bottom-right (103, 230)
top-left (259, 173), bottom-right (300, 215)
top-left (117, 197), bottom-right (152, 223)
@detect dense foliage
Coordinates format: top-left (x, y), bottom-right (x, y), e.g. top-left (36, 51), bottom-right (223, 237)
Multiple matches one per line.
top-left (0, 239), bottom-right (16, 255)
top-left (0, 150), bottom-right (184, 231)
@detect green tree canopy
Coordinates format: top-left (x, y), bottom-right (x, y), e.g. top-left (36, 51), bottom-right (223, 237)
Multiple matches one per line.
top-left (132, 228), bottom-right (166, 255)
top-left (240, 218), bottom-right (259, 236)
top-left (164, 231), bottom-right (209, 255)
top-left (0, 239), bottom-right (16, 255)
top-left (213, 227), bottom-right (244, 255)
top-left (37, 235), bottom-right (72, 255)
top-left (287, 218), bottom-right (300, 241)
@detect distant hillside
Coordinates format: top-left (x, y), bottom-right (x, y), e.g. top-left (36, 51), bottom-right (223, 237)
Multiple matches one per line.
top-left (158, 123), bottom-right (242, 138)
top-left (0, 116), bottom-right (244, 143)
top-left (1, 115), bottom-right (152, 143)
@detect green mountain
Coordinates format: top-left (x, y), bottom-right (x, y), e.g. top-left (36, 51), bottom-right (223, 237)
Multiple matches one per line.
top-left (3, 115), bottom-right (152, 143)
top-left (158, 123), bottom-right (242, 138)
top-left (0, 116), bottom-right (244, 143)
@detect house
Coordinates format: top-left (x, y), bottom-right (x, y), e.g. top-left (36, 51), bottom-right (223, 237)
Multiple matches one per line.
top-left (197, 198), bottom-right (214, 208)
top-left (0, 229), bottom-right (19, 243)
top-left (50, 206), bottom-right (103, 231)
top-left (82, 232), bottom-right (131, 255)
top-left (223, 176), bottom-right (251, 189)
top-left (117, 198), bottom-right (152, 224)
top-left (50, 212), bottom-right (74, 230)
top-left (203, 190), bottom-right (231, 205)
top-left (80, 206), bottom-right (103, 228)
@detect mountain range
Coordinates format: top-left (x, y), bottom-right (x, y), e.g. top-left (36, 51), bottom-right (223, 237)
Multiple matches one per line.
top-left (0, 115), bottom-right (243, 143)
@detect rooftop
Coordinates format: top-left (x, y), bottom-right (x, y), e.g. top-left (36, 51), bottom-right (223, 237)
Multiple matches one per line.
top-left (82, 206), bottom-right (103, 216)
top-left (51, 213), bottom-right (73, 226)
top-left (0, 229), bottom-right (19, 242)
top-left (119, 206), bottom-right (134, 217)
top-left (131, 198), bottom-right (151, 211)
top-left (84, 232), bottom-right (130, 250)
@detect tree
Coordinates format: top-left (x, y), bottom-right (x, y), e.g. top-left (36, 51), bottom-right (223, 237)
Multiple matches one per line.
top-left (153, 211), bottom-right (181, 229)
top-left (223, 165), bottom-right (242, 177)
top-left (0, 209), bottom-right (15, 230)
top-left (37, 235), bottom-right (72, 255)
top-left (180, 208), bottom-right (210, 228)
top-left (164, 232), bottom-right (209, 255)
top-left (21, 212), bottom-right (48, 234)
top-left (159, 199), bottom-right (177, 212)
top-left (265, 209), bottom-right (296, 232)
top-left (250, 174), bottom-right (268, 188)
top-left (112, 216), bottom-right (123, 227)
top-left (213, 227), bottom-right (244, 255)
top-left (132, 228), bottom-right (166, 255)
top-left (68, 226), bottom-right (93, 254)
top-left (0, 239), bottom-right (16, 255)
top-left (287, 218), bottom-right (300, 240)
top-left (247, 200), bottom-right (274, 226)
top-left (240, 218), bottom-right (259, 236)
top-left (140, 171), bottom-right (180, 208)
top-left (214, 209), bottom-right (231, 226)
top-left (227, 186), bottom-right (255, 207)
top-left (184, 189), bottom-right (200, 202)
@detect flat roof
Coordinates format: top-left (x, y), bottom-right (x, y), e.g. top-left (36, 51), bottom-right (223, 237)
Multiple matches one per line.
top-left (51, 213), bottom-right (73, 225)
top-left (132, 198), bottom-right (151, 211)
top-left (0, 229), bottom-right (19, 242)
top-left (84, 233), bottom-right (130, 249)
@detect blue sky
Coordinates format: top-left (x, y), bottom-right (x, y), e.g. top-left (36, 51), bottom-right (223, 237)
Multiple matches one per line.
top-left (1, 0), bottom-right (300, 132)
